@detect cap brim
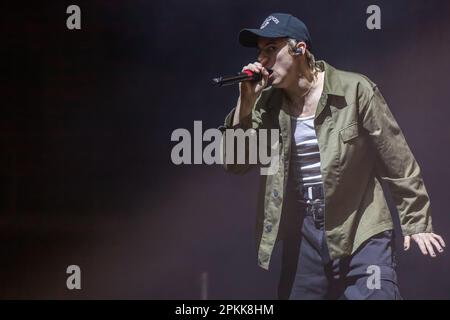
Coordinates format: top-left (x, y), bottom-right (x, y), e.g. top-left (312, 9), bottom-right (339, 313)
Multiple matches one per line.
top-left (238, 28), bottom-right (287, 47)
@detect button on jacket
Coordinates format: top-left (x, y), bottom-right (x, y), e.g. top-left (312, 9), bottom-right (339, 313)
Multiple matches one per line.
top-left (222, 61), bottom-right (433, 270)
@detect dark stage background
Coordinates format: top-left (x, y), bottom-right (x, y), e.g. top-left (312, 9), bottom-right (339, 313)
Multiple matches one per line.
top-left (2, 0), bottom-right (450, 299)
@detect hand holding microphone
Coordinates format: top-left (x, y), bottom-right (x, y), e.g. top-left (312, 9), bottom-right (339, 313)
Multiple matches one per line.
top-left (212, 62), bottom-right (272, 100)
top-left (212, 62), bottom-right (272, 127)
top-left (239, 62), bottom-right (272, 100)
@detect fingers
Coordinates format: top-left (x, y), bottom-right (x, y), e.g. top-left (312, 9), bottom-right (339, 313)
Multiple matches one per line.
top-left (412, 235), bottom-right (428, 255)
top-left (423, 236), bottom-right (436, 257)
top-left (432, 233), bottom-right (446, 248)
top-left (403, 235), bottom-right (410, 251)
top-left (429, 236), bottom-right (444, 254)
top-left (243, 62), bottom-right (268, 76)
top-left (242, 62), bottom-right (261, 73)
top-left (240, 62), bottom-right (270, 97)
top-left (408, 233), bottom-right (446, 258)
top-left (254, 62), bottom-right (269, 76)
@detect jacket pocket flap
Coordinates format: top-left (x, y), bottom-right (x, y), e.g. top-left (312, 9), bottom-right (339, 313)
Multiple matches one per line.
top-left (340, 122), bottom-right (359, 143)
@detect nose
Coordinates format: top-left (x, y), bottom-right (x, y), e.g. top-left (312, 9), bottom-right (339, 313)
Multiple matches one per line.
top-left (257, 52), bottom-right (267, 64)
top-left (258, 56), bottom-right (270, 68)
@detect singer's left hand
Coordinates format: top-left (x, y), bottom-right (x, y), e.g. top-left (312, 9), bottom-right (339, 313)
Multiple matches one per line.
top-left (404, 232), bottom-right (445, 257)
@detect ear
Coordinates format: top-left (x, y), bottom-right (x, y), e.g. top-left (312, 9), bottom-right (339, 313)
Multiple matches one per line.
top-left (295, 42), bottom-right (307, 56)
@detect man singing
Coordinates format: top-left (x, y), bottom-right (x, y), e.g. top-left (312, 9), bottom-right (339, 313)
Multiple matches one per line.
top-left (220, 13), bottom-right (445, 299)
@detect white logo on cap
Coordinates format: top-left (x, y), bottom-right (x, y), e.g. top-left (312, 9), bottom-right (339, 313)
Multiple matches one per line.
top-left (260, 16), bottom-right (280, 29)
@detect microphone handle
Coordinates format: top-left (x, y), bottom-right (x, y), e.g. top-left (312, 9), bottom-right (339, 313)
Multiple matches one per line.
top-left (212, 71), bottom-right (262, 87)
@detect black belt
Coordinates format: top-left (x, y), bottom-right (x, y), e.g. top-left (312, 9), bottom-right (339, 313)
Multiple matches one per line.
top-left (305, 202), bottom-right (325, 220)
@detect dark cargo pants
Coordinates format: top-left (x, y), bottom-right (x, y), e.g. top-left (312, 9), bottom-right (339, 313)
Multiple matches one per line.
top-left (279, 200), bottom-right (402, 300)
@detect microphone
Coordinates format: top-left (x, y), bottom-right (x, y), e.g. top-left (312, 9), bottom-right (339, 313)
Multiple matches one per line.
top-left (212, 69), bottom-right (272, 87)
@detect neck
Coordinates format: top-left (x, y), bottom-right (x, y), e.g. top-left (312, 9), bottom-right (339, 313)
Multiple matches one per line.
top-left (283, 70), bottom-right (324, 116)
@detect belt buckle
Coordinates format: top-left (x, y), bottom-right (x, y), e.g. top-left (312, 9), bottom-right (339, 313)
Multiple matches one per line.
top-left (307, 186), bottom-right (313, 200)
top-left (306, 185), bottom-right (322, 201)
top-left (311, 206), bottom-right (317, 221)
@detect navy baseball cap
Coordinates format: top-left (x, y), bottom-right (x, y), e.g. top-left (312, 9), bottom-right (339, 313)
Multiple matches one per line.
top-left (239, 13), bottom-right (313, 52)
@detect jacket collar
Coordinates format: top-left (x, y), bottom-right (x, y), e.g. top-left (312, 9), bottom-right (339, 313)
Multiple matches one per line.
top-left (315, 60), bottom-right (345, 119)
top-left (316, 60), bottom-right (345, 97)
top-left (273, 60), bottom-right (345, 119)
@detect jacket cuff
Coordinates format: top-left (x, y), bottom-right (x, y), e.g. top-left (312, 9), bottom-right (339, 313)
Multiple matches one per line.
top-left (402, 222), bottom-right (433, 236)
top-left (221, 108), bottom-right (253, 131)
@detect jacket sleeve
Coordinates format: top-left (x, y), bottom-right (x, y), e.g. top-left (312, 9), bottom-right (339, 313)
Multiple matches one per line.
top-left (361, 85), bottom-right (433, 236)
top-left (220, 97), bottom-right (266, 175)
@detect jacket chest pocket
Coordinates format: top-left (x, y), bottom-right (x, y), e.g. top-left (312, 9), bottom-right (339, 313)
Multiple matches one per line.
top-left (339, 122), bottom-right (359, 143)
top-left (337, 121), bottom-right (369, 172)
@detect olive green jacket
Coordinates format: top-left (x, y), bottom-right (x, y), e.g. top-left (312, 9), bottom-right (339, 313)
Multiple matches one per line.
top-left (222, 60), bottom-right (433, 270)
